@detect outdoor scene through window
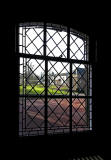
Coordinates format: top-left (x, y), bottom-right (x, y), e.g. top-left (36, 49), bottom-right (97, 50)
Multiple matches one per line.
top-left (18, 23), bottom-right (92, 136)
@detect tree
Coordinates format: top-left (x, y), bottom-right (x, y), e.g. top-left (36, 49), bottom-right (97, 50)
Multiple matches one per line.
top-left (25, 61), bottom-right (35, 86)
top-left (26, 62), bottom-right (34, 78)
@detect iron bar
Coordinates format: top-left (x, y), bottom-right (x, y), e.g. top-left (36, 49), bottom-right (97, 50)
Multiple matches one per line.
top-left (18, 53), bottom-right (91, 64)
top-left (24, 27), bottom-right (27, 129)
top-left (44, 22), bottom-right (48, 135)
top-left (70, 62), bottom-right (72, 134)
top-left (19, 94), bottom-right (92, 99)
top-left (67, 26), bottom-right (70, 59)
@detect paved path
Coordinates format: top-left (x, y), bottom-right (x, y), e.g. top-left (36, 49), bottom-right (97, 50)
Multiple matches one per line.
top-left (19, 98), bottom-right (87, 135)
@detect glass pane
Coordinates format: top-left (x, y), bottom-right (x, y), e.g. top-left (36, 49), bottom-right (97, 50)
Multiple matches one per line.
top-left (72, 63), bottom-right (88, 96)
top-left (19, 97), bottom-right (45, 136)
top-left (72, 98), bottom-right (92, 131)
top-left (19, 26), bottom-right (44, 55)
top-left (46, 29), bottom-right (67, 58)
top-left (19, 58), bottom-right (45, 95)
top-left (48, 98), bottom-right (69, 134)
top-left (70, 33), bottom-right (88, 60)
top-left (48, 61), bottom-right (69, 95)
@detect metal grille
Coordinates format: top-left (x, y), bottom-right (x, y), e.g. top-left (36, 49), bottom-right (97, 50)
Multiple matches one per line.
top-left (69, 155), bottom-right (104, 160)
top-left (18, 22), bottom-right (92, 136)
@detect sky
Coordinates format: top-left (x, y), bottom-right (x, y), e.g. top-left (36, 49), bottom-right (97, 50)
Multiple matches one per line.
top-left (19, 27), bottom-right (85, 76)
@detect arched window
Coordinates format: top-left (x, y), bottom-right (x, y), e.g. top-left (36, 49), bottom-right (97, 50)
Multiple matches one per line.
top-left (18, 22), bottom-right (92, 136)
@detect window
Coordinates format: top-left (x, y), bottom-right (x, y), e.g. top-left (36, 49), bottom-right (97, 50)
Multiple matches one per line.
top-left (18, 22), bottom-right (92, 136)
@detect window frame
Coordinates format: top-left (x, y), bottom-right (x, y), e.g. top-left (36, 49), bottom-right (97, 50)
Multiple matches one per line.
top-left (16, 22), bottom-right (94, 136)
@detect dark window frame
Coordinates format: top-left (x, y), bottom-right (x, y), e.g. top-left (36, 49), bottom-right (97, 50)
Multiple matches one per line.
top-left (15, 22), bottom-right (95, 137)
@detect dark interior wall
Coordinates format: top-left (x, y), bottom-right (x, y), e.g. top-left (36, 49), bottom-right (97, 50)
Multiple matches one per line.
top-left (6, 7), bottom-right (108, 159)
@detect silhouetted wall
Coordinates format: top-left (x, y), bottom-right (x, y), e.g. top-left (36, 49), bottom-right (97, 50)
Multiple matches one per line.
top-left (6, 7), bottom-right (108, 159)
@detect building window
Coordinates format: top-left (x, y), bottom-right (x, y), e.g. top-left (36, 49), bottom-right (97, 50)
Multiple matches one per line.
top-left (18, 22), bottom-right (92, 136)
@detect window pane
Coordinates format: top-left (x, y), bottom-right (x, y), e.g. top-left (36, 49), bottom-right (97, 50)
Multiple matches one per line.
top-left (19, 27), bottom-right (44, 55)
top-left (72, 98), bottom-right (92, 131)
top-left (19, 97), bottom-right (45, 136)
top-left (48, 98), bottom-right (70, 134)
top-left (72, 63), bottom-right (88, 96)
top-left (70, 33), bottom-right (88, 61)
top-left (19, 58), bottom-right (45, 95)
top-left (48, 61), bottom-right (69, 95)
top-left (46, 29), bottom-right (67, 58)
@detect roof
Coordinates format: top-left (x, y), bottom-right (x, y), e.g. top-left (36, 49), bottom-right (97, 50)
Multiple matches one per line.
top-left (73, 67), bottom-right (85, 76)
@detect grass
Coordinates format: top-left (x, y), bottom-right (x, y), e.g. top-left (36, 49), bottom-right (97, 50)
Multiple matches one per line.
top-left (48, 88), bottom-right (68, 95)
top-left (19, 84), bottom-right (69, 95)
top-left (20, 85), bottom-right (45, 94)
top-left (48, 85), bottom-right (69, 95)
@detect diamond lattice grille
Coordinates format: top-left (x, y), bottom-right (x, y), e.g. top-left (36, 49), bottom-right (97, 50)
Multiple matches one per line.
top-left (20, 58), bottom-right (45, 95)
top-left (48, 98), bottom-right (70, 134)
top-left (18, 23), bottom-right (92, 136)
top-left (19, 97), bottom-right (45, 136)
top-left (48, 61), bottom-right (70, 95)
top-left (72, 63), bottom-right (88, 96)
top-left (70, 34), bottom-right (86, 60)
top-left (72, 98), bottom-right (87, 126)
top-left (46, 29), bottom-right (67, 58)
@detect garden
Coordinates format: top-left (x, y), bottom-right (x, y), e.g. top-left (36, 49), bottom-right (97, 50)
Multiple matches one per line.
top-left (19, 84), bottom-right (70, 95)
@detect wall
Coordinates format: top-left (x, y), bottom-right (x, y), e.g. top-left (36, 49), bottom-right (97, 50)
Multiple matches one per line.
top-left (5, 7), bottom-right (108, 159)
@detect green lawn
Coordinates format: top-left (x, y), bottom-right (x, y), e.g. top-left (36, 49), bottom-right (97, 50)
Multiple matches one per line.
top-left (20, 85), bottom-right (45, 94)
top-left (48, 88), bottom-right (68, 95)
top-left (19, 85), bottom-right (69, 95)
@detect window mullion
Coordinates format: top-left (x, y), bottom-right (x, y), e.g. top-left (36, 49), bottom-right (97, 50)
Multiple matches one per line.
top-left (44, 22), bottom-right (48, 135)
top-left (67, 26), bottom-right (73, 134)
top-left (67, 27), bottom-right (72, 134)
top-left (24, 27), bottom-right (27, 129)
top-left (70, 62), bottom-right (72, 134)
top-left (67, 26), bottom-right (70, 59)
top-left (22, 27), bottom-right (24, 134)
